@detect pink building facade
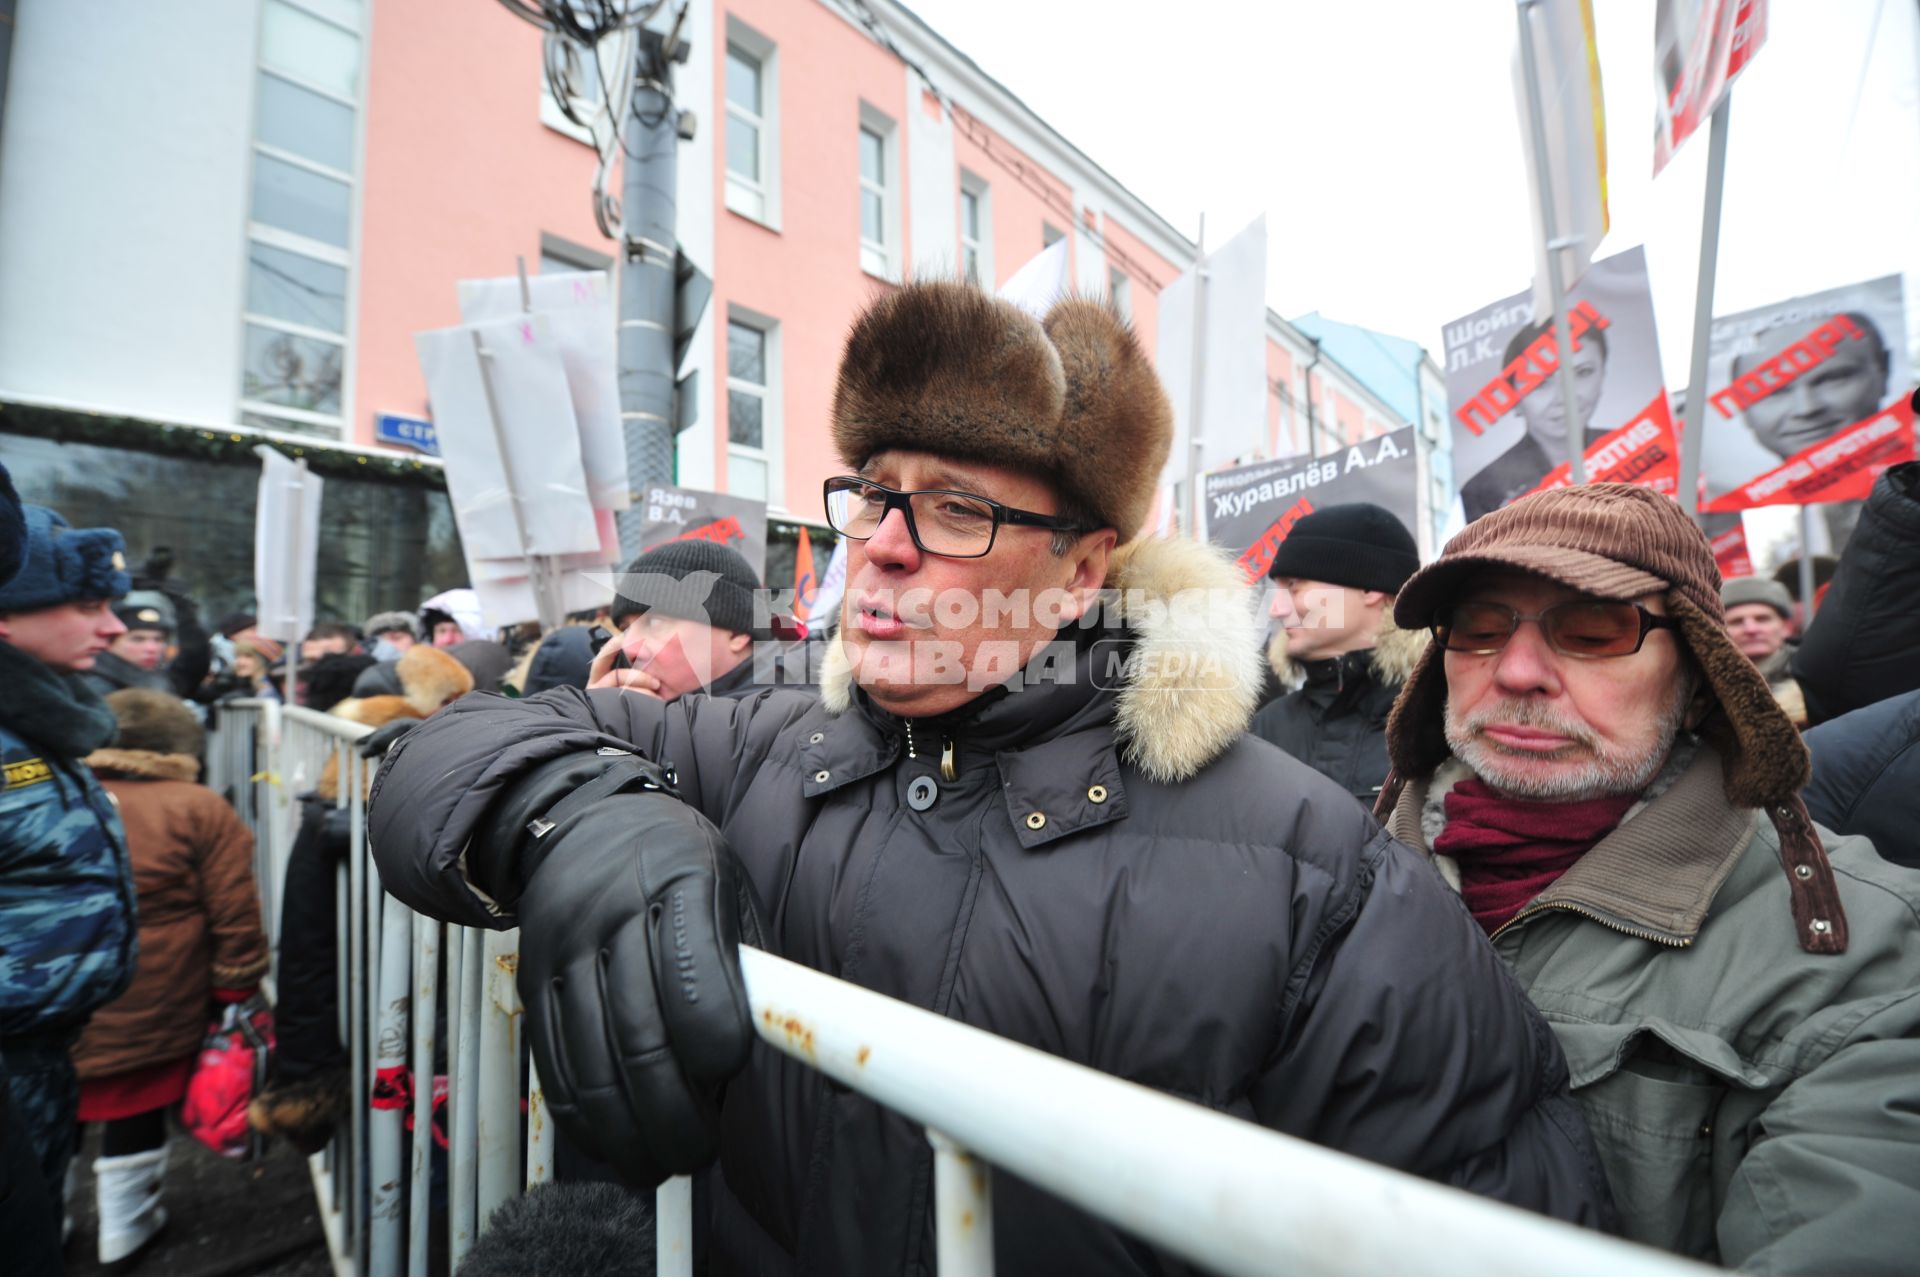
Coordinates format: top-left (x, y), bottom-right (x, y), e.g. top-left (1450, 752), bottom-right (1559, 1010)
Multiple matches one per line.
top-left (0, 0), bottom-right (1438, 542)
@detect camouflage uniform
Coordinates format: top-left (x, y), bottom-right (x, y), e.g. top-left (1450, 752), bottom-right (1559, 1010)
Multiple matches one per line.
top-left (0, 643), bottom-right (138, 1210)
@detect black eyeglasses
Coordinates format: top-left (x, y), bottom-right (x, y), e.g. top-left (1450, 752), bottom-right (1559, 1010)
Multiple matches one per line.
top-left (823, 476), bottom-right (1084, 559)
top-left (1434, 600), bottom-right (1677, 660)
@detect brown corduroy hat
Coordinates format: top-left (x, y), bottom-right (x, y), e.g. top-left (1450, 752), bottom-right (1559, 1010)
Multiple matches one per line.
top-left (830, 281), bottom-right (1173, 543)
top-left (1382, 483), bottom-right (1846, 954)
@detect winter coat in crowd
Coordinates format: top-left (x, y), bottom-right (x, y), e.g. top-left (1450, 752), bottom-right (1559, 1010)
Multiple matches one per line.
top-left (1247, 620), bottom-right (1426, 803)
top-left (1792, 461), bottom-right (1920, 725)
top-left (1380, 482), bottom-right (1920, 1273)
top-left (1804, 688), bottom-right (1920, 870)
top-left (0, 642), bottom-right (138, 1043)
top-left (371, 536), bottom-right (1614, 1275)
top-left (73, 691), bottom-right (269, 1095)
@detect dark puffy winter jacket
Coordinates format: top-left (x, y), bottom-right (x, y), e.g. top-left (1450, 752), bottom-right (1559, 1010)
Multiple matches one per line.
top-left (1247, 622), bottom-right (1426, 803)
top-left (369, 538), bottom-right (1614, 1274)
top-left (1792, 462), bottom-right (1920, 725)
top-left (1804, 688), bottom-right (1920, 870)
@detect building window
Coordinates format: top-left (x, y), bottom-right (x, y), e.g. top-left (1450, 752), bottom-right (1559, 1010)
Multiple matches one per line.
top-left (727, 316), bottom-right (780, 505)
top-left (1109, 265), bottom-right (1131, 321)
top-left (958, 172), bottom-right (990, 285)
top-left (857, 104), bottom-right (899, 279)
top-left (724, 24), bottom-right (778, 227)
top-left (1042, 222), bottom-right (1065, 249)
top-left (240, 0), bottom-right (364, 438)
top-left (539, 232), bottom-right (613, 277)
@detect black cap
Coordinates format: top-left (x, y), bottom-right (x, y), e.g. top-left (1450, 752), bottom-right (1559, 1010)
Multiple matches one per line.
top-left (612, 540), bottom-right (761, 636)
top-left (1266, 502), bottom-right (1419, 595)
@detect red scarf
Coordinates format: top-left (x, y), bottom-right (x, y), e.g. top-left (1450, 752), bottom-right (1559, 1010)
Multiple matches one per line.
top-left (1432, 778), bottom-right (1637, 935)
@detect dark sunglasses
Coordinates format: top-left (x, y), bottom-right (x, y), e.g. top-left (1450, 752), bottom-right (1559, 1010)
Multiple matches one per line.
top-left (1434, 600), bottom-right (1677, 660)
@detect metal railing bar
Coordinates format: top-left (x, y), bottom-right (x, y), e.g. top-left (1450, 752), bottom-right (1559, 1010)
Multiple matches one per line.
top-left (737, 946), bottom-right (1712, 1277)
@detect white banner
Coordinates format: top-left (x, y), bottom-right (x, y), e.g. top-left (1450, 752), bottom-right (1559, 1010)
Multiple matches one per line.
top-left (414, 313), bottom-right (603, 562)
top-left (1156, 216), bottom-right (1270, 488)
top-left (457, 269), bottom-right (630, 511)
top-left (1515, 0), bottom-right (1609, 313)
top-left (251, 446), bottom-right (323, 644)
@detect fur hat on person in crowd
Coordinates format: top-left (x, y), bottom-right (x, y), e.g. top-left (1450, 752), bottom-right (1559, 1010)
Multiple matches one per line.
top-left (611, 539), bottom-right (762, 636)
top-left (98, 688), bottom-right (204, 759)
top-left (0, 461), bottom-right (25, 591)
top-left (1383, 482), bottom-right (1848, 954)
top-left (1721, 576), bottom-right (1793, 619)
top-left (0, 504), bottom-right (130, 614)
top-left (830, 280), bottom-right (1173, 543)
top-left (363, 610), bottom-right (421, 641)
top-left (1266, 503), bottom-right (1421, 596)
top-left (314, 645), bottom-right (474, 802)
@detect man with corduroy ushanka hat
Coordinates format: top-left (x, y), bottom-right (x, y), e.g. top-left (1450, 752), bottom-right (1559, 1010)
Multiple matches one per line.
top-left (1376, 481), bottom-right (1920, 1271)
top-left (365, 279), bottom-right (1613, 1271)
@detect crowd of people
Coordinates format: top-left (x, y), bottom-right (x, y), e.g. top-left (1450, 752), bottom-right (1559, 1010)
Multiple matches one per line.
top-left (2, 278), bottom-right (1917, 1275)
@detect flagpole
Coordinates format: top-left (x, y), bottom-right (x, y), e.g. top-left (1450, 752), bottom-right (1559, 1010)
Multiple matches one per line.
top-left (1675, 99), bottom-right (1732, 516)
top-left (1184, 214), bottom-right (1209, 539)
top-left (1515, 0), bottom-right (1587, 486)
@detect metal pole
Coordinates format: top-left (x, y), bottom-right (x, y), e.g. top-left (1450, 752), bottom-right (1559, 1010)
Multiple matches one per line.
top-left (1798, 506), bottom-right (1818, 625)
top-left (1183, 215), bottom-right (1209, 538)
top-left (656, 1176), bottom-right (694, 1277)
top-left (615, 28), bottom-right (682, 557)
top-left (930, 1129), bottom-right (994, 1276)
top-left (1515, 0), bottom-right (1588, 485)
top-left (1675, 98), bottom-right (1732, 516)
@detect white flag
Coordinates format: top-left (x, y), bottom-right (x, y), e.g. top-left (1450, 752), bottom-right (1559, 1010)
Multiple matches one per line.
top-left (1155, 216), bottom-right (1270, 490)
top-left (997, 238), bottom-right (1071, 319)
top-left (252, 447), bottom-right (323, 644)
top-left (1515, 0), bottom-right (1610, 312)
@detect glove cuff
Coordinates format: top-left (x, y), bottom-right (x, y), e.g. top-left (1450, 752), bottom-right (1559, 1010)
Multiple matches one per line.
top-left (469, 749), bottom-right (678, 911)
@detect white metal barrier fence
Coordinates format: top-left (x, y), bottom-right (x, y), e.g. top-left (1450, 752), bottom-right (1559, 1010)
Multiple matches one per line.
top-left (210, 703), bottom-right (1709, 1277)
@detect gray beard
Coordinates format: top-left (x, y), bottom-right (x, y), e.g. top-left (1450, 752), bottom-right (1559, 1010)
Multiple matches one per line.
top-left (1444, 688), bottom-right (1688, 802)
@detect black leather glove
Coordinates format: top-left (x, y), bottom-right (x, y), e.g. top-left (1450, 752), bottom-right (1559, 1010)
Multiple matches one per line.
top-left (357, 718), bottom-right (419, 759)
top-left (483, 750), bottom-right (762, 1187)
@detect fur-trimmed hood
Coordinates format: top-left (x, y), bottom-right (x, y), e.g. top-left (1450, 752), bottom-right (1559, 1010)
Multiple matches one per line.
top-left (1265, 614), bottom-right (1429, 689)
top-left (819, 534), bottom-right (1265, 783)
top-left (84, 747), bottom-right (199, 782)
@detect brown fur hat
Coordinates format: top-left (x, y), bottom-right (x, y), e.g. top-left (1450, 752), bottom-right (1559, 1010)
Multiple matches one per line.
top-left (102, 688), bottom-right (205, 759)
top-left (830, 280), bottom-right (1173, 542)
top-left (396, 644), bottom-right (473, 716)
top-left (1384, 483), bottom-right (1808, 809)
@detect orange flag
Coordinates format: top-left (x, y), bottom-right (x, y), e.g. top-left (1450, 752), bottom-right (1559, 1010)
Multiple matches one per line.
top-left (792, 526), bottom-right (817, 622)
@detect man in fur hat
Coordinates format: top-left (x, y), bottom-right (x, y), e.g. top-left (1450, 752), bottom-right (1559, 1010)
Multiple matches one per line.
top-left (1376, 482), bottom-right (1920, 1271)
top-left (0, 503), bottom-right (139, 1247)
top-left (1250, 503), bottom-right (1426, 803)
top-left (366, 281), bottom-right (1612, 1271)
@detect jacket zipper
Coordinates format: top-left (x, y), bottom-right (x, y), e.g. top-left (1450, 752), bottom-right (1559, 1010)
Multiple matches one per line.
top-left (1491, 900), bottom-right (1693, 948)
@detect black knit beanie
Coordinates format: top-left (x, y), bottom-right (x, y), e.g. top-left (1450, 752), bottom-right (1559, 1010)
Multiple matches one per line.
top-left (611, 539), bottom-right (760, 636)
top-left (1266, 502), bottom-right (1419, 595)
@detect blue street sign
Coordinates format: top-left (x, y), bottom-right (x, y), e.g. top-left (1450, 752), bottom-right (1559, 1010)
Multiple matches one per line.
top-left (374, 412), bottom-right (440, 456)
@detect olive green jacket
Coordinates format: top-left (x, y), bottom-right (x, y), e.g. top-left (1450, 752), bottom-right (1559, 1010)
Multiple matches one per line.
top-left (1389, 746), bottom-right (1920, 1274)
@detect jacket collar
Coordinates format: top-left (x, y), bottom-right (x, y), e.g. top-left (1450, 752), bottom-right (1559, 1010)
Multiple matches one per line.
top-left (1389, 745), bottom-right (1756, 945)
top-left (0, 640), bottom-right (119, 758)
top-left (84, 748), bottom-right (199, 782)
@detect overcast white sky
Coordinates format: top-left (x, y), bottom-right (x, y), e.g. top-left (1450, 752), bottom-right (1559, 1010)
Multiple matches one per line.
top-left (902, 0), bottom-right (1920, 390)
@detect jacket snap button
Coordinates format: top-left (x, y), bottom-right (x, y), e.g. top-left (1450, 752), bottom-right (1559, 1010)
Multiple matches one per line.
top-left (814, 769), bottom-right (831, 784)
top-left (809, 732), bottom-right (824, 744)
top-left (907, 775), bottom-right (937, 811)
top-left (1086, 785), bottom-right (1108, 804)
top-left (1025, 812), bottom-right (1047, 830)
top-left (1793, 864), bottom-right (1812, 880)
top-left (1810, 918), bottom-right (1831, 934)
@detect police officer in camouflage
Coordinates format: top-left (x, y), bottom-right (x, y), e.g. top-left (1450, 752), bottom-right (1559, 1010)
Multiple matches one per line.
top-left (0, 498), bottom-right (140, 1242)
